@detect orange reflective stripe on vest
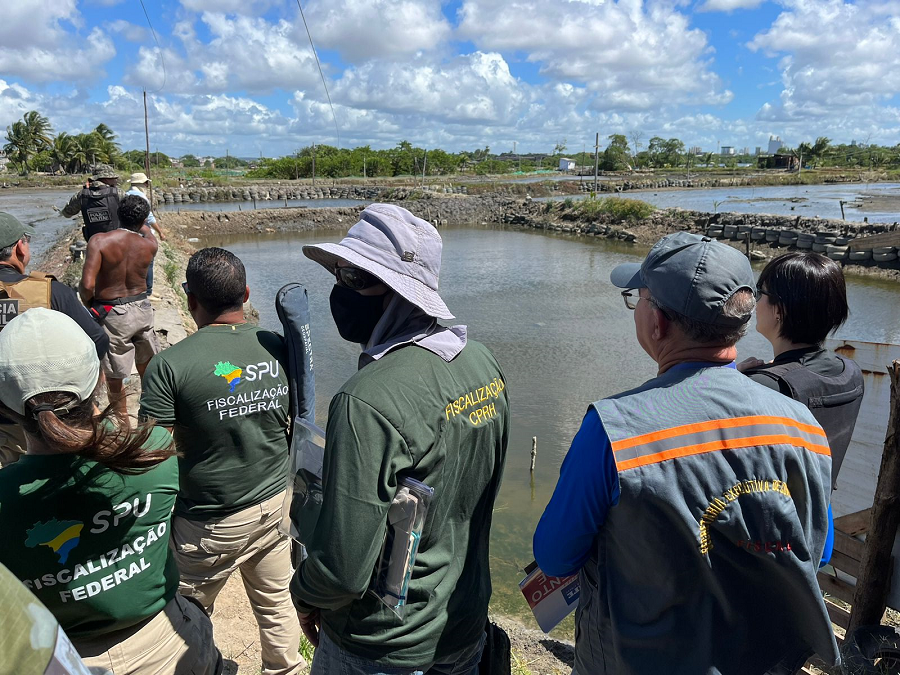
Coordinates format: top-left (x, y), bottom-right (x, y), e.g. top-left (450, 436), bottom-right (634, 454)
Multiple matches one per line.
top-left (611, 414), bottom-right (830, 471)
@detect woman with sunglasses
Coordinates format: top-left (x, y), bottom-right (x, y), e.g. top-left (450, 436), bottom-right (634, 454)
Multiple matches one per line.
top-left (738, 251), bottom-right (864, 488)
top-left (0, 309), bottom-right (222, 675)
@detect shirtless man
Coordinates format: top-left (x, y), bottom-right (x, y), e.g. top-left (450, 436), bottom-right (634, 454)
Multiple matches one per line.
top-left (80, 194), bottom-right (160, 417)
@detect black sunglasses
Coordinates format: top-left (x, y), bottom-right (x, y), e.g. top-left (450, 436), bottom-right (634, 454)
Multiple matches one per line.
top-left (335, 266), bottom-right (380, 291)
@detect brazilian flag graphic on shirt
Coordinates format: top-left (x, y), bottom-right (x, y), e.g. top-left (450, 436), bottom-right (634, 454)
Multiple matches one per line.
top-left (26, 519), bottom-right (84, 564)
top-left (214, 361), bottom-right (243, 392)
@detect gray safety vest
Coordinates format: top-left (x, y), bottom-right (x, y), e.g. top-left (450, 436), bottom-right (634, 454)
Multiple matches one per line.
top-left (746, 357), bottom-right (864, 489)
top-left (578, 365), bottom-right (838, 675)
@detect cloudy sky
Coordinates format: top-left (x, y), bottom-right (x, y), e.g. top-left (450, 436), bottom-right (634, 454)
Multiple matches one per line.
top-left (1, 0), bottom-right (898, 157)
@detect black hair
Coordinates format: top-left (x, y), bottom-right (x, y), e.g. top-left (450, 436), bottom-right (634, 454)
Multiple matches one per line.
top-left (757, 251), bottom-right (849, 345)
top-left (117, 194), bottom-right (151, 232)
top-left (185, 247), bottom-right (246, 315)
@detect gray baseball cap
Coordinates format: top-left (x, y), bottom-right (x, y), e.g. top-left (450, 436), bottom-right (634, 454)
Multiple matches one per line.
top-left (0, 212), bottom-right (36, 249)
top-left (610, 231), bottom-right (755, 326)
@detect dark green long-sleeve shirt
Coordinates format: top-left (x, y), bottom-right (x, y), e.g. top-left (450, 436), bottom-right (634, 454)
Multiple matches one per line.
top-left (291, 339), bottom-right (509, 666)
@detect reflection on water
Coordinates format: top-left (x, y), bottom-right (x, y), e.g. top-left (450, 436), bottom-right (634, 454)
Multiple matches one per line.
top-left (204, 225), bottom-right (900, 632)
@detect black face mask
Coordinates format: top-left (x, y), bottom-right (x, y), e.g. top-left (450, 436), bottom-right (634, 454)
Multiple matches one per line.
top-left (329, 284), bottom-right (387, 343)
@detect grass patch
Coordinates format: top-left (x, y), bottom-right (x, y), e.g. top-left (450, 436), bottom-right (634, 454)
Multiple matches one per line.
top-left (576, 196), bottom-right (655, 222)
top-left (61, 258), bottom-right (84, 289)
top-left (298, 636), bottom-right (315, 664)
top-left (512, 650), bottom-right (534, 675)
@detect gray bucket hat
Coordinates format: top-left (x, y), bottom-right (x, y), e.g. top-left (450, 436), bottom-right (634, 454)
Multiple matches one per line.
top-left (92, 164), bottom-right (119, 180)
top-left (302, 204), bottom-right (454, 320)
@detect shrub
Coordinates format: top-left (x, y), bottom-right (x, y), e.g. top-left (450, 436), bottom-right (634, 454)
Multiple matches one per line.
top-left (577, 196), bottom-right (655, 222)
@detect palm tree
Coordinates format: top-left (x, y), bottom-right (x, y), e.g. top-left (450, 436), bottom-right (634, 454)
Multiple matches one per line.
top-left (71, 133), bottom-right (103, 174)
top-left (810, 137), bottom-right (830, 168)
top-left (3, 121), bottom-right (30, 173)
top-left (3, 111), bottom-right (53, 174)
top-left (23, 111), bottom-right (53, 151)
top-left (50, 133), bottom-right (75, 174)
top-left (93, 123), bottom-right (117, 143)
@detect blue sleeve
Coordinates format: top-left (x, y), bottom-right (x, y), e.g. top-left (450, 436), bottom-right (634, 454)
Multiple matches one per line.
top-left (819, 503), bottom-right (834, 568)
top-left (533, 409), bottom-right (620, 578)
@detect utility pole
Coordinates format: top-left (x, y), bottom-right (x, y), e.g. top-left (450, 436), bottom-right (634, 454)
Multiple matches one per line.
top-left (312, 144), bottom-right (316, 187)
top-left (422, 149), bottom-right (427, 187)
top-left (226, 148), bottom-right (229, 172)
top-left (363, 155), bottom-right (366, 180)
top-left (143, 90), bottom-right (154, 214)
top-left (593, 132), bottom-right (600, 192)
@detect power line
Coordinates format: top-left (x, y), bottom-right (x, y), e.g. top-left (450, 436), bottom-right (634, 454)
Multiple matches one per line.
top-left (138, 0), bottom-right (167, 94)
top-left (295, 0), bottom-right (340, 149)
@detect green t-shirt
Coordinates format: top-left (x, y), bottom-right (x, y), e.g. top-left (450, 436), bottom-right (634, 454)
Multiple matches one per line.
top-left (139, 323), bottom-right (290, 520)
top-left (0, 427), bottom-right (179, 639)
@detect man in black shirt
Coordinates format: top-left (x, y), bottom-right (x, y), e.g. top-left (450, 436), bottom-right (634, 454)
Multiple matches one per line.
top-left (0, 212), bottom-right (109, 465)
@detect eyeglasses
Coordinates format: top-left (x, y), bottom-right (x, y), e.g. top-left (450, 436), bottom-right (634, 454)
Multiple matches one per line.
top-left (622, 289), bottom-right (671, 319)
top-left (334, 266), bottom-right (380, 291)
top-left (181, 282), bottom-right (190, 295)
top-left (621, 290), bottom-right (639, 310)
top-left (755, 285), bottom-right (772, 300)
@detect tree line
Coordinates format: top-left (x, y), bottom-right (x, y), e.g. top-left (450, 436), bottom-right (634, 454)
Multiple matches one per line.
top-left (7, 109), bottom-right (900, 178)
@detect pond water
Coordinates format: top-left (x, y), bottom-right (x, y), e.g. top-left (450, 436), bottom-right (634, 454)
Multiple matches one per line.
top-left (574, 182), bottom-right (900, 224)
top-left (156, 198), bottom-right (370, 213)
top-left (0, 189), bottom-right (82, 263)
top-left (200, 225), bottom-right (900, 632)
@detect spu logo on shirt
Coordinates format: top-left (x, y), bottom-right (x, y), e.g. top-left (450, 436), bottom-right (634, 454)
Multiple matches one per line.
top-left (213, 360), bottom-right (281, 392)
top-left (26, 519), bottom-right (84, 564)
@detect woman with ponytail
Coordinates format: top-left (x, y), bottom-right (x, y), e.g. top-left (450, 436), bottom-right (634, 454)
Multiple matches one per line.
top-left (0, 308), bottom-right (222, 675)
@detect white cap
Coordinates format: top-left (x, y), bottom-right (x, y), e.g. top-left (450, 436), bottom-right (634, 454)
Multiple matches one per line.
top-left (0, 308), bottom-right (100, 416)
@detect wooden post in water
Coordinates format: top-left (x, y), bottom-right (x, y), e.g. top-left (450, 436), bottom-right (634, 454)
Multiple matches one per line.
top-left (840, 200), bottom-right (846, 220)
top-left (848, 360), bottom-right (900, 634)
top-left (530, 436), bottom-right (537, 473)
top-left (593, 132), bottom-right (600, 193)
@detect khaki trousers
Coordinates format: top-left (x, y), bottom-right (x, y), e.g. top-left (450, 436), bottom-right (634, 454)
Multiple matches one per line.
top-left (172, 491), bottom-right (303, 675)
top-left (75, 594), bottom-right (222, 675)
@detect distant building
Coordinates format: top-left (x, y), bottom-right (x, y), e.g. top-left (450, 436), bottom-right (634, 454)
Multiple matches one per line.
top-left (755, 147), bottom-right (763, 155)
top-left (559, 158), bottom-right (576, 171)
top-left (721, 146), bottom-right (736, 156)
top-left (688, 146), bottom-right (703, 155)
top-left (767, 135), bottom-right (784, 155)
top-left (741, 147), bottom-right (750, 156)
top-left (758, 153), bottom-right (798, 171)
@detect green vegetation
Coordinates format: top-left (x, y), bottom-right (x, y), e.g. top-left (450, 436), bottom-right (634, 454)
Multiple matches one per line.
top-left (298, 636), bottom-right (315, 664)
top-left (577, 196), bottom-right (656, 222)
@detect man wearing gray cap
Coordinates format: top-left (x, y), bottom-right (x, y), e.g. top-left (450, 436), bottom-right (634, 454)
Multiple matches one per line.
top-left (60, 164), bottom-right (125, 241)
top-left (292, 204), bottom-right (510, 673)
top-left (0, 212), bottom-right (109, 466)
top-left (534, 232), bottom-right (838, 674)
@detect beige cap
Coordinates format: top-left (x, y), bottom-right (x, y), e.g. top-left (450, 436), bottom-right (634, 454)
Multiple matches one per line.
top-left (0, 308), bottom-right (99, 416)
top-left (128, 172), bottom-right (150, 185)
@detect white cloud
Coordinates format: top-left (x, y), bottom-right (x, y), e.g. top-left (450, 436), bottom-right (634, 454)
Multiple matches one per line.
top-left (126, 13), bottom-right (321, 94)
top-left (749, 0), bottom-right (900, 116)
top-left (179, 0), bottom-right (279, 13)
top-left (697, 0), bottom-right (767, 13)
top-left (457, 0), bottom-right (732, 110)
top-left (0, 27), bottom-right (116, 83)
top-left (0, 0), bottom-right (115, 82)
top-left (333, 52), bottom-right (529, 124)
top-left (306, 0), bottom-right (452, 62)
top-left (106, 19), bottom-right (148, 43)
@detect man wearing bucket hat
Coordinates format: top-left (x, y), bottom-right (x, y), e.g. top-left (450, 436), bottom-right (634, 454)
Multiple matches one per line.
top-left (0, 309), bottom-right (222, 674)
top-left (0, 211), bottom-right (109, 466)
top-left (534, 232), bottom-right (838, 674)
top-left (291, 204), bottom-right (510, 673)
top-left (60, 164), bottom-right (125, 241)
top-left (127, 172), bottom-right (164, 295)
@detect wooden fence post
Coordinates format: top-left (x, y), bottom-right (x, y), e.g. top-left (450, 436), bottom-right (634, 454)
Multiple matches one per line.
top-left (848, 360), bottom-right (900, 634)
